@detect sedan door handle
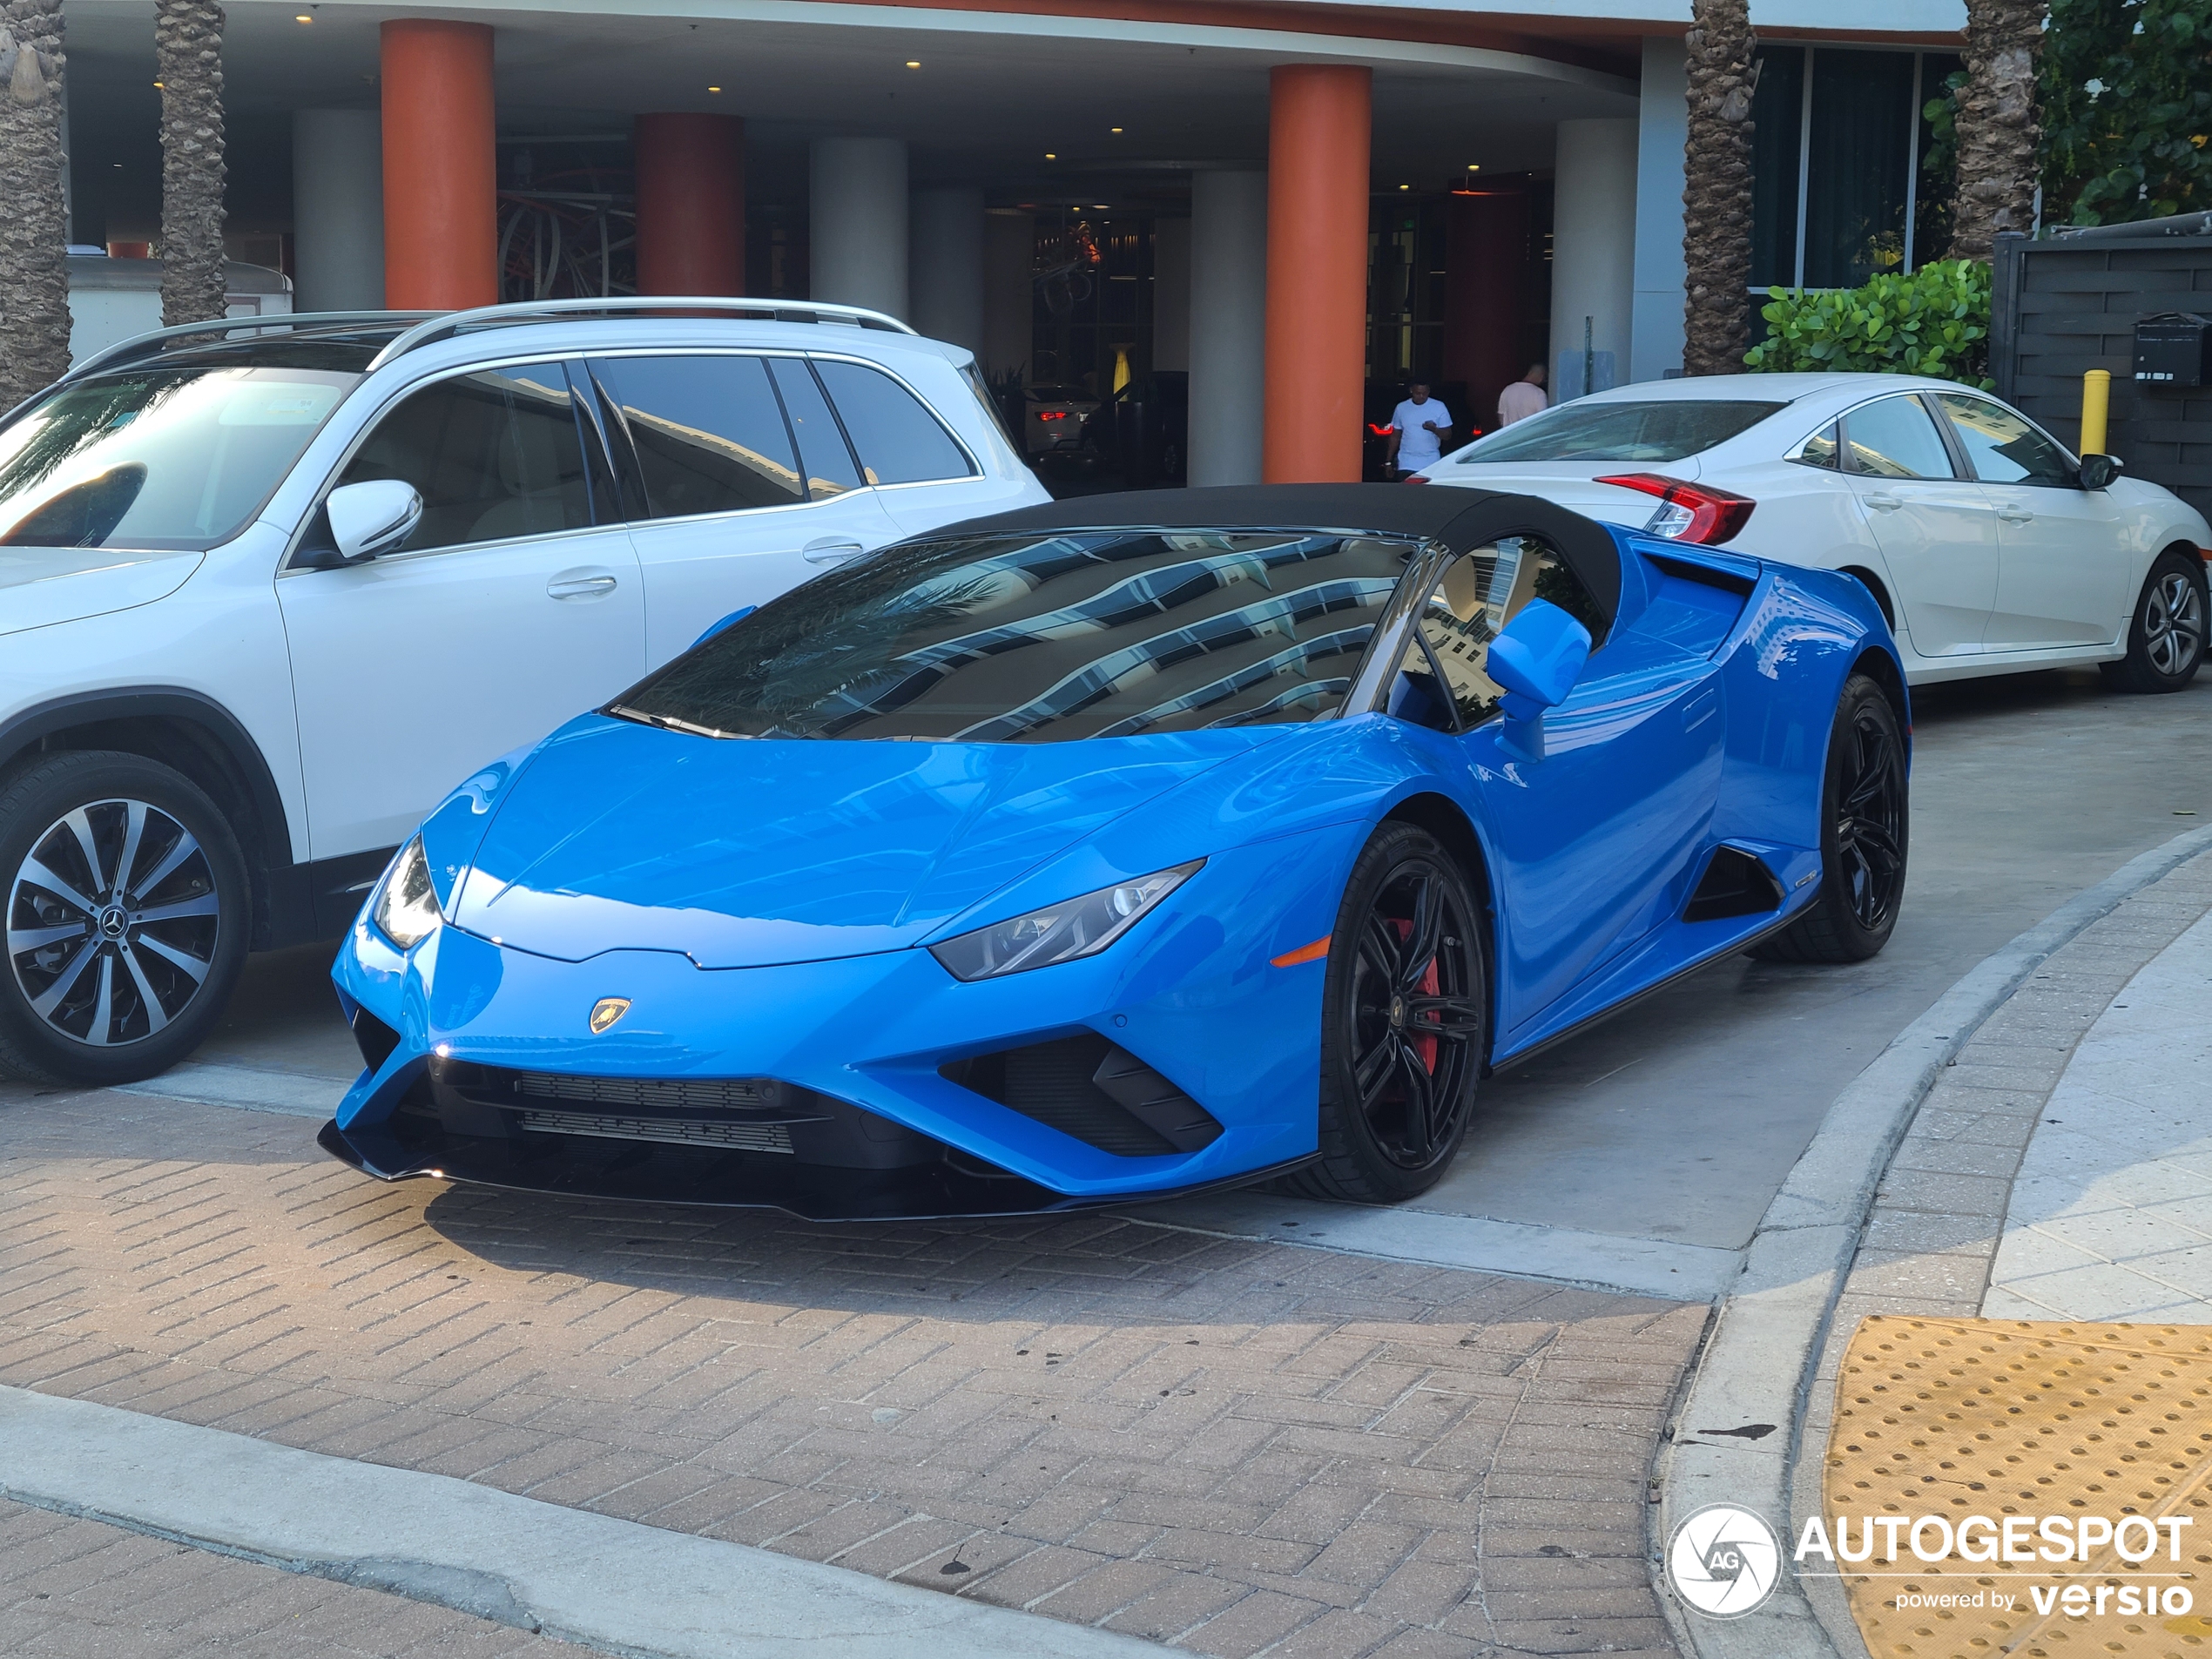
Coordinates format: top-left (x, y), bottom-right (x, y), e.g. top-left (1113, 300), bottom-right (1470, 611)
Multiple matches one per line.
top-left (1862, 493), bottom-right (1904, 511)
top-left (803, 537), bottom-right (867, 564)
top-left (547, 572), bottom-right (618, 600)
top-left (1996, 502), bottom-right (2035, 523)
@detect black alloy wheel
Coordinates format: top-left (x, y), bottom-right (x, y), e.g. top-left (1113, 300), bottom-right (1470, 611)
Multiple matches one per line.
top-left (0, 751), bottom-right (249, 1086)
top-left (2101, 550), bottom-right (2208, 694)
top-left (1290, 823), bottom-right (1487, 1203)
top-left (1754, 674), bottom-right (1908, 965)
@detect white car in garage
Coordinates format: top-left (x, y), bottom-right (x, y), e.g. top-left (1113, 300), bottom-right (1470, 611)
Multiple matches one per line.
top-left (0, 300), bottom-right (1046, 1087)
top-left (1412, 372), bottom-right (2212, 691)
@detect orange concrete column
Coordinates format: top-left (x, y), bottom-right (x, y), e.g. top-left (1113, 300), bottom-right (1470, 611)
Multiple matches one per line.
top-left (381, 20), bottom-right (497, 312)
top-left (1262, 64), bottom-right (1372, 482)
top-left (634, 114), bottom-right (746, 297)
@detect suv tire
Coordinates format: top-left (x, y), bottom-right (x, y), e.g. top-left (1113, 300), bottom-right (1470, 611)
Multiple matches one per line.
top-left (0, 751), bottom-right (250, 1086)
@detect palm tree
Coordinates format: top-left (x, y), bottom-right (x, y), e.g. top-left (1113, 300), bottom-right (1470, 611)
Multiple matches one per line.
top-left (0, 1), bottom-right (72, 408)
top-left (1680, 0), bottom-right (1759, 375)
top-left (1948, 0), bottom-right (2041, 258)
top-left (156, 0), bottom-right (227, 327)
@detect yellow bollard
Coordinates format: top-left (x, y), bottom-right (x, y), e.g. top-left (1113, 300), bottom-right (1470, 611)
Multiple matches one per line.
top-left (2080, 368), bottom-right (2112, 455)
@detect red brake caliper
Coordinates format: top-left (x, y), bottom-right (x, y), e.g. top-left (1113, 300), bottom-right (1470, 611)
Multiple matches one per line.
top-left (1392, 920), bottom-right (1441, 1073)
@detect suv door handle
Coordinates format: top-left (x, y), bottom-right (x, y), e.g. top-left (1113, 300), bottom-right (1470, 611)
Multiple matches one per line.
top-left (1862, 493), bottom-right (1903, 511)
top-left (1996, 502), bottom-right (2034, 523)
top-left (547, 572), bottom-right (618, 600)
top-left (804, 537), bottom-right (867, 563)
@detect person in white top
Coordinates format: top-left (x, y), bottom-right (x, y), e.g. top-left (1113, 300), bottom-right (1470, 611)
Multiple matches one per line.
top-left (1386, 383), bottom-right (1453, 479)
top-left (1498, 364), bottom-right (1548, 427)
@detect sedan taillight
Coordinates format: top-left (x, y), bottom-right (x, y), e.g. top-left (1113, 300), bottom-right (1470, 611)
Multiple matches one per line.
top-left (1594, 472), bottom-right (1756, 545)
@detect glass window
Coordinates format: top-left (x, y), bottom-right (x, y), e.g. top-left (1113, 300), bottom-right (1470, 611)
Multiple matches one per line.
top-left (611, 528), bottom-right (1418, 742)
top-left (766, 358), bottom-right (864, 500)
top-left (338, 363), bottom-right (593, 552)
top-left (1803, 50), bottom-right (1916, 288)
top-left (0, 365), bottom-right (359, 552)
top-left (592, 355), bottom-right (804, 518)
top-left (1455, 400), bottom-right (1785, 465)
top-left (813, 359), bottom-right (974, 485)
top-left (1841, 395), bottom-right (1954, 480)
top-left (1796, 421), bottom-right (1841, 469)
top-left (1396, 537), bottom-right (1600, 731)
top-left (1750, 45), bottom-right (1806, 290)
top-left (1932, 393), bottom-right (2077, 487)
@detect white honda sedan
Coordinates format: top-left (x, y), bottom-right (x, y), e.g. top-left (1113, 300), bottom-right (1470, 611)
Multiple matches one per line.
top-left (1413, 372), bottom-right (2212, 691)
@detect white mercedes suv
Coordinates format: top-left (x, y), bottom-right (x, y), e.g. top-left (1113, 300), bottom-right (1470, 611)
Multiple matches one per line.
top-left (0, 300), bottom-right (1048, 1086)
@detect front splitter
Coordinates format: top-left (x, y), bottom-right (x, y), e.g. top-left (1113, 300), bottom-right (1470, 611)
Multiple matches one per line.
top-left (318, 1118), bottom-right (1313, 1223)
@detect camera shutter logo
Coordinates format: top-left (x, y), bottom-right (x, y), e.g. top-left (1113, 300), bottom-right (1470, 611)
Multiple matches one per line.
top-left (1668, 1504), bottom-right (1782, 1618)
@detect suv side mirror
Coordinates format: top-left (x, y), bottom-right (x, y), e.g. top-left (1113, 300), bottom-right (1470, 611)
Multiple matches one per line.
top-left (2079, 453), bottom-right (2124, 490)
top-left (326, 480), bottom-right (423, 563)
top-left (1488, 598), bottom-right (1592, 760)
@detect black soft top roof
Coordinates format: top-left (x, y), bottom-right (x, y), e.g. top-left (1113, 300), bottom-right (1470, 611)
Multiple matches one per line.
top-left (946, 484), bottom-right (1624, 627)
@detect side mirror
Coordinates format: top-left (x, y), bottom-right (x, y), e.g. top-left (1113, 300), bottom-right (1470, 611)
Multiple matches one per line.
top-left (326, 480), bottom-right (423, 563)
top-left (2079, 453), bottom-right (2124, 490)
top-left (1487, 598), bottom-right (1593, 760)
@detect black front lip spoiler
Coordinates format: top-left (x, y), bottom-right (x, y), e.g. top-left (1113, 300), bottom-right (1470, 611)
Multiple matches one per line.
top-left (318, 1118), bottom-right (1315, 1223)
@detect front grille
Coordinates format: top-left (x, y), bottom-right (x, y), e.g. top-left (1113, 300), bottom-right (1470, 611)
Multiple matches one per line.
top-left (944, 1035), bottom-right (1221, 1157)
top-left (511, 1073), bottom-right (776, 1112)
top-left (515, 1109), bottom-right (794, 1153)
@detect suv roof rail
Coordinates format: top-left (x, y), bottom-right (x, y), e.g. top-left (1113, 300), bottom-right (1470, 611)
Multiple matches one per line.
top-left (367, 296), bottom-right (919, 371)
top-left (64, 311), bottom-right (439, 383)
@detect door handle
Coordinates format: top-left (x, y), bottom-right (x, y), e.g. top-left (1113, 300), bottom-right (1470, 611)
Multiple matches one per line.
top-left (1996, 502), bottom-right (2034, 523)
top-left (803, 537), bottom-right (867, 564)
top-left (1862, 493), bottom-right (1903, 511)
top-left (547, 573), bottom-right (618, 600)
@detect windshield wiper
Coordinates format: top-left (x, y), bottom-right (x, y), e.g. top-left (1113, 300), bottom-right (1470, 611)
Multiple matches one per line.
top-left (607, 704), bottom-right (749, 740)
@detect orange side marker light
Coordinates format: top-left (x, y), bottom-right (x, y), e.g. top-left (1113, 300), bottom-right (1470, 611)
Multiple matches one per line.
top-left (1270, 934), bottom-right (1332, 968)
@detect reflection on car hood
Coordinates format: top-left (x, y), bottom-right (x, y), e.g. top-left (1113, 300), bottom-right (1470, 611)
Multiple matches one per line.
top-left (448, 714), bottom-right (1274, 968)
top-left (0, 545), bottom-right (204, 638)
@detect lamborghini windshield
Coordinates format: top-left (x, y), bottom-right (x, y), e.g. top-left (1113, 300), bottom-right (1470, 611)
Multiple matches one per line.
top-left (612, 527), bottom-right (1425, 742)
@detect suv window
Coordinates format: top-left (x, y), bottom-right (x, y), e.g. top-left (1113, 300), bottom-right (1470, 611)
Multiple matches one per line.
top-left (1841, 395), bottom-right (1955, 480)
top-left (339, 363), bottom-right (593, 552)
top-left (1387, 536), bottom-right (1602, 732)
top-left (813, 359), bottom-right (974, 485)
top-left (765, 357), bottom-right (865, 500)
top-left (1932, 393), bottom-right (2076, 487)
top-left (591, 354), bottom-right (804, 516)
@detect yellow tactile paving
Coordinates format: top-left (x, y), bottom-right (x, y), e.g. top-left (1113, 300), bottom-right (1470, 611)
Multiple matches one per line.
top-left (1822, 1316), bottom-right (2212, 1658)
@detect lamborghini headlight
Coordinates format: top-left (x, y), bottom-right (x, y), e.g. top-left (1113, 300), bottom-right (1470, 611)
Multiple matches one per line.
top-left (929, 860), bottom-right (1202, 982)
top-left (372, 836), bottom-right (441, 948)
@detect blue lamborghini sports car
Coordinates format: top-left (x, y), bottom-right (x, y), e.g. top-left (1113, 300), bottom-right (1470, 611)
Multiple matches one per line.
top-left (321, 484), bottom-right (1908, 1217)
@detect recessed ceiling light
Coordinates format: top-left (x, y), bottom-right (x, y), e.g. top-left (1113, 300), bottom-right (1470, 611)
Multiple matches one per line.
top-left (1044, 152), bottom-right (1056, 160)
top-left (1110, 126), bottom-right (1123, 133)
top-left (1093, 203), bottom-right (1109, 210)
top-left (295, 12), bottom-right (312, 21)
top-left (1398, 184), bottom-right (1410, 191)
top-left (152, 79), bottom-right (163, 87)
top-left (707, 84), bottom-right (721, 92)
top-left (906, 59), bottom-right (921, 68)
top-left (1467, 163), bottom-right (1481, 172)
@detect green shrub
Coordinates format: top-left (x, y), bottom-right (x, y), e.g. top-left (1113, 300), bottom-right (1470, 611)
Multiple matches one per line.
top-left (1742, 260), bottom-right (1993, 388)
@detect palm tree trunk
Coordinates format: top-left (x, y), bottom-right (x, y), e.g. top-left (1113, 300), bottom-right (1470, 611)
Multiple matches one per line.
top-left (1680, 0), bottom-right (1759, 376)
top-left (1949, 0), bottom-right (2041, 259)
top-left (0, 0), bottom-right (72, 408)
top-left (156, 0), bottom-right (227, 327)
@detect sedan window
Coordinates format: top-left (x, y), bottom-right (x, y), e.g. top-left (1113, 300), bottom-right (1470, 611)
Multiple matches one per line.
top-left (612, 528), bottom-right (1418, 742)
top-left (1932, 393), bottom-right (2077, 487)
top-left (1794, 421), bottom-right (1841, 469)
top-left (1453, 400), bottom-right (1784, 464)
top-left (1841, 395), bottom-right (1956, 480)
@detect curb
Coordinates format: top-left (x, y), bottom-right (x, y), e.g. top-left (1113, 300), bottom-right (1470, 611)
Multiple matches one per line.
top-left (1654, 822), bottom-right (2212, 1659)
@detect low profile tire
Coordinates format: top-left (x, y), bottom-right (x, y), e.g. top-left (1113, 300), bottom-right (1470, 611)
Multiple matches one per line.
top-left (0, 751), bottom-right (249, 1087)
top-left (1753, 674), bottom-right (1908, 965)
top-left (2100, 550), bottom-right (2207, 694)
top-left (1286, 823), bottom-right (1487, 1204)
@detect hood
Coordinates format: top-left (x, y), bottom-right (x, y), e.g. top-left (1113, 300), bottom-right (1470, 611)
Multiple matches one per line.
top-left (448, 714), bottom-right (1278, 967)
top-left (0, 546), bottom-right (204, 638)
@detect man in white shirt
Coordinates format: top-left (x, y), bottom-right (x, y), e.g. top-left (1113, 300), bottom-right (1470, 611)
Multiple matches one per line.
top-left (1386, 383), bottom-right (1452, 479)
top-left (1498, 364), bottom-right (1548, 427)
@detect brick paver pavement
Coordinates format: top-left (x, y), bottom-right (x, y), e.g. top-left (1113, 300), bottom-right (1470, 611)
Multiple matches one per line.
top-left (0, 1496), bottom-right (587, 1656)
top-left (0, 1085), bottom-right (1703, 1657)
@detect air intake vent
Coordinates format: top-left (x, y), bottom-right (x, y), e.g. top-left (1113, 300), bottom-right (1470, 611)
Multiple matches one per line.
top-left (511, 1073), bottom-right (779, 1112)
top-left (515, 1109), bottom-right (793, 1153)
top-left (944, 1035), bottom-right (1222, 1158)
top-left (1683, 846), bottom-right (1786, 923)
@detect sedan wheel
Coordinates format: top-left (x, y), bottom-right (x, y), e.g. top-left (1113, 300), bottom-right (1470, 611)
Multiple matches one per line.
top-left (0, 752), bottom-right (248, 1085)
top-left (1291, 823), bottom-right (1487, 1203)
top-left (2103, 550), bottom-right (2208, 694)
